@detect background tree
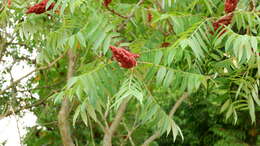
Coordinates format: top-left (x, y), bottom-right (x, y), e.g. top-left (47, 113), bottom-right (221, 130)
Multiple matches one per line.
top-left (0, 0), bottom-right (259, 146)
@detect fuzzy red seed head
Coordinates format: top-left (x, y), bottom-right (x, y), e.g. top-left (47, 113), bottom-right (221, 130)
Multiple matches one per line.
top-left (224, 0), bottom-right (239, 13)
top-left (109, 46), bottom-right (140, 69)
top-left (210, 14), bottom-right (233, 36)
top-left (103, 0), bottom-right (112, 7)
top-left (26, 0), bottom-right (55, 14)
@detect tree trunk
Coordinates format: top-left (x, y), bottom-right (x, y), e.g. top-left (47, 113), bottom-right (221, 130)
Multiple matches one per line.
top-left (103, 131), bottom-right (112, 146)
top-left (58, 49), bottom-right (75, 146)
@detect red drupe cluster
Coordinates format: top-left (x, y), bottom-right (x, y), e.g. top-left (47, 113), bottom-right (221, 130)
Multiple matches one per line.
top-left (211, 0), bottom-right (239, 35)
top-left (110, 46), bottom-right (140, 69)
top-left (103, 0), bottom-right (112, 7)
top-left (26, 0), bottom-right (55, 14)
top-left (224, 0), bottom-right (239, 13)
top-left (212, 14), bottom-right (233, 34)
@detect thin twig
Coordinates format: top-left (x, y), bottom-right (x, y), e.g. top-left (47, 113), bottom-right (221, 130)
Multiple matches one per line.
top-left (0, 28), bottom-right (16, 61)
top-left (249, 0), bottom-right (256, 11)
top-left (0, 36), bottom-right (15, 62)
top-left (6, 42), bottom-right (33, 50)
top-left (0, 91), bottom-right (56, 120)
top-left (8, 67), bottom-right (22, 146)
top-left (117, 0), bottom-right (145, 31)
top-left (41, 121), bottom-right (58, 126)
top-left (17, 80), bottom-right (65, 92)
top-left (10, 105), bottom-right (22, 146)
top-left (0, 51), bottom-right (67, 95)
top-left (120, 105), bottom-right (142, 146)
top-left (122, 122), bottom-right (136, 146)
top-left (155, 0), bottom-right (163, 11)
top-left (105, 6), bottom-right (128, 19)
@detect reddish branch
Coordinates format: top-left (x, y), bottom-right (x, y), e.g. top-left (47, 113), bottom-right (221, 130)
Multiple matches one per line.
top-left (105, 6), bottom-right (128, 19)
top-left (103, 0), bottom-right (128, 19)
top-left (117, 0), bottom-right (145, 31)
top-left (147, 9), bottom-right (153, 23)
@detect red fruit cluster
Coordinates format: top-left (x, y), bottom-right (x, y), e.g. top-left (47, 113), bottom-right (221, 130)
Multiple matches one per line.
top-left (26, 0), bottom-right (55, 14)
top-left (211, 0), bottom-right (239, 35)
top-left (110, 46), bottom-right (140, 69)
top-left (225, 0), bottom-right (239, 13)
top-left (103, 0), bottom-right (112, 7)
top-left (212, 14), bottom-right (233, 33)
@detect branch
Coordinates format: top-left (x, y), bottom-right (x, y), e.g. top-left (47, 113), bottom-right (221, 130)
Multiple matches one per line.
top-left (10, 105), bottom-right (22, 145)
top-left (110, 98), bottom-right (129, 136)
top-left (103, 98), bottom-right (130, 146)
top-left (105, 6), bottom-right (128, 19)
top-left (6, 42), bottom-right (33, 50)
top-left (120, 107), bottom-right (141, 146)
top-left (141, 92), bottom-right (189, 146)
top-left (169, 92), bottom-right (189, 117)
top-left (0, 52), bottom-right (66, 95)
top-left (142, 132), bottom-right (160, 146)
top-left (249, 0), bottom-right (256, 11)
top-left (58, 49), bottom-right (75, 146)
top-left (117, 0), bottom-right (145, 31)
top-left (0, 36), bottom-right (15, 62)
top-left (0, 0), bottom-right (7, 16)
top-left (0, 29), bottom-right (17, 61)
top-left (121, 122), bottom-right (136, 146)
top-left (0, 91), bottom-right (55, 120)
top-left (17, 80), bottom-right (65, 92)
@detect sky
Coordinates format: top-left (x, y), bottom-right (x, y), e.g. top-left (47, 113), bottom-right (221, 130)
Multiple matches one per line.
top-left (0, 43), bottom-right (38, 146)
top-left (0, 112), bottom-right (37, 146)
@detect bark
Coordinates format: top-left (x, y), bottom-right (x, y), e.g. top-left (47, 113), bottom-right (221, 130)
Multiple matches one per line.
top-left (103, 98), bottom-right (129, 146)
top-left (142, 92), bottom-right (189, 146)
top-left (142, 132), bottom-right (160, 146)
top-left (58, 49), bottom-right (75, 146)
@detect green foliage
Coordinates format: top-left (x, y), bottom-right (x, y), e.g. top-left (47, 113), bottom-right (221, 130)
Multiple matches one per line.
top-left (0, 0), bottom-right (259, 145)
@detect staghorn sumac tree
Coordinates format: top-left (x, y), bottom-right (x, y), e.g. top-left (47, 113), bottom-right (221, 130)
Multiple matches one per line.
top-left (0, 0), bottom-right (259, 146)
